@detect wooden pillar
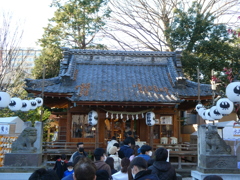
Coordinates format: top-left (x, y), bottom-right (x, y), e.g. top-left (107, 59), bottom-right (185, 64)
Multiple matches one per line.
top-left (150, 126), bottom-right (153, 148)
top-left (95, 109), bottom-right (100, 148)
top-left (66, 102), bottom-right (71, 142)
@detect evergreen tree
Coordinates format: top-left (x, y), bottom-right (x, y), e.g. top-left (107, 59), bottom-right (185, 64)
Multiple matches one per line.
top-left (166, 2), bottom-right (238, 83)
top-left (33, 0), bottom-right (110, 79)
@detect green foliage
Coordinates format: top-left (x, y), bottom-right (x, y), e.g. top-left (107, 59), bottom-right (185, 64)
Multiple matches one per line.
top-left (33, 0), bottom-right (110, 79)
top-left (166, 2), bottom-right (239, 83)
top-left (0, 106), bottom-right (51, 125)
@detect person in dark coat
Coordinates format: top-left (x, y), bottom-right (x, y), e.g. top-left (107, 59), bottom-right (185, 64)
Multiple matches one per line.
top-left (119, 139), bottom-right (133, 159)
top-left (69, 142), bottom-right (88, 162)
top-left (53, 154), bottom-right (68, 179)
top-left (130, 157), bottom-right (159, 180)
top-left (148, 147), bottom-right (177, 180)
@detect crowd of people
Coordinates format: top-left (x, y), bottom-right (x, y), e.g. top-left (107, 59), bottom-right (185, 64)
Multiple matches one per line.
top-left (28, 136), bottom-right (223, 180)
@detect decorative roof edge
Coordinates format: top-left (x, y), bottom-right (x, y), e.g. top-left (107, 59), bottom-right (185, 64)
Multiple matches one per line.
top-left (61, 47), bottom-right (176, 57)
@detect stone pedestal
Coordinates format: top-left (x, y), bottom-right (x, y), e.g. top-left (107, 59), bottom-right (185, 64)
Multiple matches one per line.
top-left (197, 154), bottom-right (239, 173)
top-left (191, 170), bottom-right (240, 180)
top-left (4, 153), bottom-right (42, 167)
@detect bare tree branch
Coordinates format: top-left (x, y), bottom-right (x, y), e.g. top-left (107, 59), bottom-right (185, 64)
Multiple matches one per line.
top-left (102, 0), bottom-right (239, 51)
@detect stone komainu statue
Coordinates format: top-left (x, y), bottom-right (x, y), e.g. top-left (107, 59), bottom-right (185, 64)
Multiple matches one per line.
top-left (11, 127), bottom-right (37, 153)
top-left (205, 129), bottom-right (231, 154)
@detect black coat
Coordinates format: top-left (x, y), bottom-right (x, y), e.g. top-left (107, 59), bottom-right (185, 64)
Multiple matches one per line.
top-left (134, 169), bottom-right (159, 180)
top-left (148, 161), bottom-right (177, 180)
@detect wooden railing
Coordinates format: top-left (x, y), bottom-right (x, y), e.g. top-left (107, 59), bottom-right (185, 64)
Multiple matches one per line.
top-left (155, 143), bottom-right (198, 169)
top-left (42, 141), bottom-right (103, 164)
top-left (42, 142), bottom-right (198, 170)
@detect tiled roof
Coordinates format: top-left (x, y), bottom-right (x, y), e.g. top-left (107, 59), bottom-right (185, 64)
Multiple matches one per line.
top-left (25, 49), bottom-right (212, 103)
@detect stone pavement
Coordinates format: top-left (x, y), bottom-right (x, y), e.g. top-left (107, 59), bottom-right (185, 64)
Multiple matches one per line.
top-left (0, 173), bottom-right (32, 180)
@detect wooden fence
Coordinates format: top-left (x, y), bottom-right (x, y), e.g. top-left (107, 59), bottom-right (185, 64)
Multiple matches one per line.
top-left (42, 142), bottom-right (198, 169)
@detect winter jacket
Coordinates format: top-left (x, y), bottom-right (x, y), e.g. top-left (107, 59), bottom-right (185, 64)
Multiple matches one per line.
top-left (53, 159), bottom-right (68, 179)
top-left (107, 140), bottom-right (118, 155)
top-left (134, 170), bottom-right (159, 180)
top-left (112, 171), bottom-right (128, 180)
top-left (119, 145), bottom-right (133, 158)
top-left (137, 154), bottom-right (151, 161)
top-left (94, 160), bottom-right (112, 178)
top-left (148, 161), bottom-right (177, 180)
top-left (109, 154), bottom-right (121, 171)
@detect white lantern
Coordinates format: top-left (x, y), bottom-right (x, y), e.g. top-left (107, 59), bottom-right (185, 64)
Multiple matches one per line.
top-left (8, 97), bottom-right (22, 111)
top-left (198, 107), bottom-right (206, 116)
top-left (29, 99), bottom-right (38, 110)
top-left (195, 104), bottom-right (204, 112)
top-left (146, 112), bottom-right (155, 126)
top-left (205, 109), bottom-right (214, 121)
top-left (216, 98), bottom-right (234, 115)
top-left (210, 106), bottom-right (223, 120)
top-left (200, 109), bottom-right (207, 120)
top-left (0, 92), bottom-right (11, 108)
top-left (226, 82), bottom-right (240, 102)
top-left (21, 100), bottom-right (31, 112)
top-left (88, 110), bottom-right (98, 126)
top-left (35, 97), bottom-right (43, 107)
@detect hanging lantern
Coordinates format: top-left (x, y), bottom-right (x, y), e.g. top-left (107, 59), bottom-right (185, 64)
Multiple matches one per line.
top-left (106, 112), bottom-right (108, 118)
top-left (195, 104), bottom-right (204, 112)
top-left (216, 98), bottom-right (234, 115)
top-left (8, 97), bottom-right (22, 111)
top-left (205, 109), bottom-right (214, 121)
top-left (29, 99), bottom-right (38, 110)
top-left (35, 97), bottom-right (43, 107)
top-left (145, 112), bottom-right (155, 126)
top-left (0, 92), bottom-right (11, 108)
top-left (136, 114), bottom-right (138, 120)
top-left (21, 100), bottom-right (31, 112)
top-left (210, 106), bottom-right (223, 120)
top-left (200, 109), bottom-right (207, 120)
top-left (132, 115), bottom-right (134, 120)
top-left (198, 107), bottom-right (206, 116)
top-left (120, 114), bottom-right (123, 119)
top-left (88, 110), bottom-right (98, 125)
top-left (226, 82), bottom-right (240, 102)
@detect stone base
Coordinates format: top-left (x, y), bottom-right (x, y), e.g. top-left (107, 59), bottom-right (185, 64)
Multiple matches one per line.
top-left (198, 154), bottom-right (239, 173)
top-left (3, 153), bottom-right (42, 167)
top-left (0, 166), bottom-right (45, 173)
top-left (191, 170), bottom-right (240, 180)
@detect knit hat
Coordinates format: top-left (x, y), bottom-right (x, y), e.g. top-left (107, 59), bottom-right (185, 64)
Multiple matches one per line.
top-left (67, 162), bottom-right (73, 167)
top-left (109, 146), bottom-right (118, 155)
top-left (130, 157), bottom-right (147, 169)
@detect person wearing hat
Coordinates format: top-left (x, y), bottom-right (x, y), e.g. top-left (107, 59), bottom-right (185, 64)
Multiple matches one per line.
top-left (130, 157), bottom-right (159, 180)
top-left (63, 162), bottom-right (74, 177)
top-left (109, 146), bottom-right (121, 171)
top-left (69, 142), bottom-right (88, 162)
top-left (94, 148), bottom-right (111, 178)
top-left (148, 147), bottom-right (177, 180)
top-left (107, 136), bottom-right (118, 155)
top-left (137, 145), bottom-right (152, 161)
